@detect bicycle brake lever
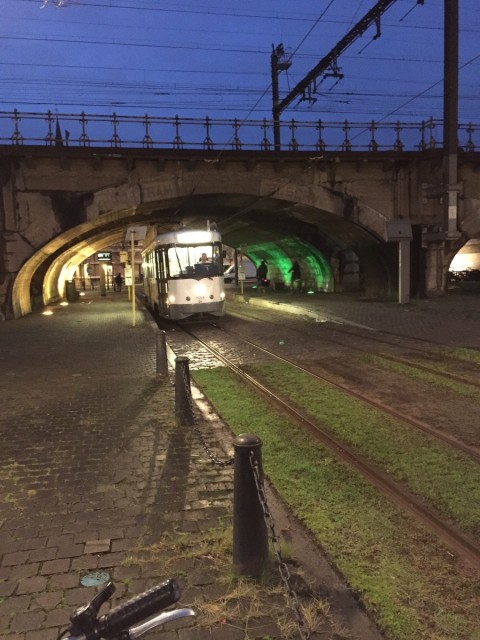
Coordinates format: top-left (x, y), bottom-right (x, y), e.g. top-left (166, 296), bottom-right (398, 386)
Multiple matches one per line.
top-left (69, 582), bottom-right (116, 635)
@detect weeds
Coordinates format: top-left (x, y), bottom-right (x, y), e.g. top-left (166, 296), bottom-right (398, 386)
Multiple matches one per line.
top-left (192, 367), bottom-right (480, 640)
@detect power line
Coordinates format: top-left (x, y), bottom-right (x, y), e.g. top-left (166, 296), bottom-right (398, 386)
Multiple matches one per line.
top-left (3, 0), bottom-right (480, 125)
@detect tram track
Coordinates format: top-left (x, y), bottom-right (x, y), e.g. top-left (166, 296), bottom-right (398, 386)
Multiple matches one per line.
top-left (217, 324), bottom-right (480, 465)
top-left (163, 319), bottom-right (480, 569)
top-left (226, 305), bottom-right (480, 390)
top-left (221, 306), bottom-right (480, 453)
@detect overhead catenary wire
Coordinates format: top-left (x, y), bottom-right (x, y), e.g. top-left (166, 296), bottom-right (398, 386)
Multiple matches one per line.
top-left (1, 0), bottom-right (480, 124)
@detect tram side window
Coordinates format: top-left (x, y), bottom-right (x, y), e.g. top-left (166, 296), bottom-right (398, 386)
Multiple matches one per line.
top-left (156, 249), bottom-right (168, 280)
top-left (212, 245), bottom-right (223, 274)
top-left (143, 253), bottom-right (151, 278)
top-left (145, 252), bottom-right (155, 278)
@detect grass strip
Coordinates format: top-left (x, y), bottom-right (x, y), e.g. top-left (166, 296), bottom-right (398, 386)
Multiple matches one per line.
top-left (192, 367), bottom-right (480, 640)
top-left (447, 347), bottom-right (480, 363)
top-left (248, 361), bottom-right (480, 533)
top-left (360, 353), bottom-right (479, 399)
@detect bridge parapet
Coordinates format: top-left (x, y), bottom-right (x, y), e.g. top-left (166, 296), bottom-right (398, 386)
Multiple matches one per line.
top-left (1, 135), bottom-right (480, 319)
top-left (3, 109), bottom-right (479, 154)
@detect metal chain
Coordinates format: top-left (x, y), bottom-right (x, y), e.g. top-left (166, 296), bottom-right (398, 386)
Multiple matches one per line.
top-left (181, 367), bottom-right (308, 636)
top-left (181, 365), bottom-right (234, 468)
top-left (249, 451), bottom-right (311, 640)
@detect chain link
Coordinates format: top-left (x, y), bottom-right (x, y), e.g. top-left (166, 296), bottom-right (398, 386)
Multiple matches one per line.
top-left (249, 451), bottom-right (311, 640)
top-left (181, 364), bottom-right (234, 468)
top-left (180, 366), bottom-right (310, 636)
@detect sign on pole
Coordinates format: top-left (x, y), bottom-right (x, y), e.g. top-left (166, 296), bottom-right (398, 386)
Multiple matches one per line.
top-left (124, 265), bottom-right (132, 286)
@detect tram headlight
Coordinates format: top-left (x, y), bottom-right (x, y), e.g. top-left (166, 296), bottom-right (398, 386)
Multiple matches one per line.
top-left (177, 230), bottom-right (212, 244)
top-left (168, 294), bottom-right (176, 303)
top-left (193, 283), bottom-right (207, 297)
top-left (220, 291), bottom-right (225, 300)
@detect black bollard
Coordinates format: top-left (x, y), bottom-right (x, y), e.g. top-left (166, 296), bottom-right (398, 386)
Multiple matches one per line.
top-left (175, 356), bottom-right (194, 426)
top-left (156, 329), bottom-right (168, 379)
top-left (232, 434), bottom-right (269, 577)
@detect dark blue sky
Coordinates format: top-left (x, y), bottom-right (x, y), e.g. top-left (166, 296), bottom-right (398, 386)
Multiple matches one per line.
top-left (2, 0), bottom-right (479, 125)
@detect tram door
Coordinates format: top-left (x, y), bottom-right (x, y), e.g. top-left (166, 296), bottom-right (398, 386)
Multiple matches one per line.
top-left (155, 248), bottom-right (169, 315)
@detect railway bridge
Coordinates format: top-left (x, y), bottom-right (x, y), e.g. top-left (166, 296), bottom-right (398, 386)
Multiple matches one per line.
top-left (1, 111), bottom-right (480, 319)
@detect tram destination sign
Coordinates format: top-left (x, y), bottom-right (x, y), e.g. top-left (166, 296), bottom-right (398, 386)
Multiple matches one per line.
top-left (97, 251), bottom-right (112, 262)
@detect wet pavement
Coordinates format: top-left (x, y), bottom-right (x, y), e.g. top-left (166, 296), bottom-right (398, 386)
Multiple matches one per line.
top-left (228, 284), bottom-right (480, 349)
top-left (0, 286), bottom-right (479, 639)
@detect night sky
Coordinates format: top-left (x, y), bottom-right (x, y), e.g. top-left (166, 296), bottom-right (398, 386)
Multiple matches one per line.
top-left (2, 0), bottom-right (479, 126)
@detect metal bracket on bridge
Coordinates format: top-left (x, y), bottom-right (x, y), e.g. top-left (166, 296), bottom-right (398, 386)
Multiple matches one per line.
top-left (384, 220), bottom-right (413, 242)
top-left (422, 182), bottom-right (463, 202)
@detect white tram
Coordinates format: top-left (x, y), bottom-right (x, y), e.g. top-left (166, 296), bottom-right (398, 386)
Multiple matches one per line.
top-left (142, 225), bottom-right (226, 320)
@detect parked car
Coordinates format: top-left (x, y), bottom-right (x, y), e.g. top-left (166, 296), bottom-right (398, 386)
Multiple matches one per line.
top-left (224, 260), bottom-right (257, 283)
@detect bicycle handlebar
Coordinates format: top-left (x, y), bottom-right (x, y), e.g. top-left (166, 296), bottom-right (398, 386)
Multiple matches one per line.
top-left (59, 578), bottom-right (192, 640)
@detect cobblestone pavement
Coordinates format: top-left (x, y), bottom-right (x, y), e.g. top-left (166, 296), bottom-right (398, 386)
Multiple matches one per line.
top-left (228, 285), bottom-right (480, 349)
top-left (1, 287), bottom-right (478, 639)
top-left (0, 293), bottom-right (235, 639)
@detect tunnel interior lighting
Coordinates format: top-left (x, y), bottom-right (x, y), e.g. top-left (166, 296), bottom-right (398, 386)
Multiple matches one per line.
top-left (242, 237), bottom-right (332, 291)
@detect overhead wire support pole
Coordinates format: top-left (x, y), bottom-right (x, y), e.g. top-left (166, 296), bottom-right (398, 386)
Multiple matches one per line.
top-left (443, 0), bottom-right (460, 239)
top-left (273, 0), bottom-right (399, 120)
top-left (271, 44), bottom-right (291, 151)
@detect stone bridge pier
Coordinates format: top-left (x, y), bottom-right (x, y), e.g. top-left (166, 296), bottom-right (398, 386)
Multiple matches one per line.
top-left (1, 146), bottom-right (480, 319)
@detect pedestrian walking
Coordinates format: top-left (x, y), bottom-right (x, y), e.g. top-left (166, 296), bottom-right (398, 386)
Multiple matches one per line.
top-left (256, 260), bottom-right (268, 291)
top-left (288, 260), bottom-right (302, 292)
top-left (114, 273), bottom-right (123, 292)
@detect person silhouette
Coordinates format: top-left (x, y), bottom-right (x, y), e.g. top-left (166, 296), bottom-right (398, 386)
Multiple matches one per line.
top-left (256, 260), bottom-right (268, 291)
top-left (288, 260), bottom-right (301, 292)
top-left (114, 273), bottom-right (123, 292)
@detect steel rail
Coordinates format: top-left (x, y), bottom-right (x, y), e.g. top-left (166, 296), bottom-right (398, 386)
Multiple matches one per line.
top-left (307, 324), bottom-right (480, 389)
top-left (220, 312), bottom-right (480, 464)
top-left (178, 324), bottom-right (480, 569)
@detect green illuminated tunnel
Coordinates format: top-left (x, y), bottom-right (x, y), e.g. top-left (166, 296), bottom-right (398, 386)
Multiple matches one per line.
top-left (240, 237), bottom-right (332, 291)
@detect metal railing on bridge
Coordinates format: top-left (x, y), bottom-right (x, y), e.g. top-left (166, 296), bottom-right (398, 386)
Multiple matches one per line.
top-left (1, 109), bottom-right (479, 153)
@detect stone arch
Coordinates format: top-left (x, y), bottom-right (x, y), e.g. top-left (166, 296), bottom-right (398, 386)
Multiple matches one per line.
top-left (12, 208), bottom-right (143, 317)
top-left (10, 172), bottom-right (393, 318)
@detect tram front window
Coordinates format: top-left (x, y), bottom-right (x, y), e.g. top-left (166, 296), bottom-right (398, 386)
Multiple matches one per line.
top-left (167, 245), bottom-right (222, 278)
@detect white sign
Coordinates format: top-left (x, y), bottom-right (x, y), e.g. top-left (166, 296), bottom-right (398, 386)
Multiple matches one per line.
top-left (238, 265), bottom-right (246, 281)
top-left (124, 265), bottom-right (133, 286)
